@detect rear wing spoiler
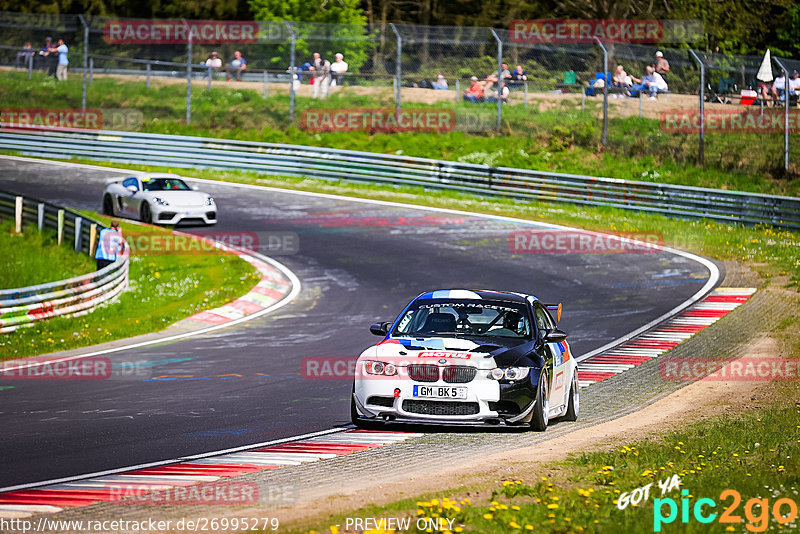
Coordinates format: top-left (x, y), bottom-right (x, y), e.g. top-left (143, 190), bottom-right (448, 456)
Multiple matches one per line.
top-left (545, 303), bottom-right (562, 322)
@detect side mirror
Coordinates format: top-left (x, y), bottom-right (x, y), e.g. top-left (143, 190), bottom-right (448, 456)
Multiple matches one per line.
top-left (126, 185), bottom-right (137, 193)
top-left (369, 321), bottom-right (392, 336)
top-left (544, 328), bottom-right (568, 344)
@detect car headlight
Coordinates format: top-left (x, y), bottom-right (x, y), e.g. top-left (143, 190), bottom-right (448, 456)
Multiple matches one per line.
top-left (153, 197), bottom-right (169, 206)
top-left (205, 196), bottom-right (215, 206)
top-left (364, 361), bottom-right (398, 376)
top-left (490, 367), bottom-right (531, 381)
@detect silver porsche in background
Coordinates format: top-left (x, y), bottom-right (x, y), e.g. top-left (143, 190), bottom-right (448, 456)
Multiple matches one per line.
top-left (102, 173), bottom-right (217, 225)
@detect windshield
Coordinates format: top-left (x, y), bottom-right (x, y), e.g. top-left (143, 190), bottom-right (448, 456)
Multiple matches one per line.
top-left (141, 178), bottom-right (191, 191)
top-left (393, 298), bottom-right (532, 339)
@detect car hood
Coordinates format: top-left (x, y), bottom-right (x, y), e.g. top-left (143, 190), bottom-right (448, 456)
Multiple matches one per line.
top-left (143, 190), bottom-right (209, 207)
top-left (363, 337), bottom-right (536, 369)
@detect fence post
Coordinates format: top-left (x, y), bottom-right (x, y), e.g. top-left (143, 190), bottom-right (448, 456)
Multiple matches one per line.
top-left (28, 50), bottom-right (33, 79)
top-left (688, 49), bottom-right (705, 166)
top-left (89, 224), bottom-right (98, 257)
top-left (146, 62), bottom-right (151, 89)
top-left (524, 81), bottom-right (528, 108)
top-left (207, 66), bottom-right (212, 89)
top-left (57, 210), bottom-right (64, 245)
top-left (389, 23), bottom-right (402, 118)
top-left (455, 79), bottom-right (459, 103)
top-left (183, 19), bottom-right (192, 125)
top-left (774, 57), bottom-right (790, 172)
top-left (89, 57), bottom-right (94, 84)
top-left (490, 29), bottom-right (503, 131)
top-left (285, 21), bottom-right (296, 124)
top-left (74, 217), bottom-right (83, 252)
top-left (594, 38), bottom-right (608, 145)
top-left (37, 203), bottom-right (44, 231)
top-left (78, 14), bottom-right (89, 112)
top-left (15, 196), bottom-right (23, 234)
top-left (263, 70), bottom-right (268, 98)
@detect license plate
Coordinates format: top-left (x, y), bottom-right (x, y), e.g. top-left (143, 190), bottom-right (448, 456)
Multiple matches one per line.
top-left (412, 385), bottom-right (467, 399)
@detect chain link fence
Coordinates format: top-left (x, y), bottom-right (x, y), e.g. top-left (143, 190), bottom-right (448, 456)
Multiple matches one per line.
top-left (0, 10), bottom-right (797, 172)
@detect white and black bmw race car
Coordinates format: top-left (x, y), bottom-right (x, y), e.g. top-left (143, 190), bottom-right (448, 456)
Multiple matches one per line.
top-left (352, 289), bottom-right (579, 431)
top-left (102, 174), bottom-right (216, 225)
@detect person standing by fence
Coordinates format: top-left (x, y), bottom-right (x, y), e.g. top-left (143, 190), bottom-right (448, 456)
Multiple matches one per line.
top-left (95, 221), bottom-right (126, 270)
top-left (311, 52), bottom-right (331, 99)
top-left (52, 38), bottom-right (68, 81)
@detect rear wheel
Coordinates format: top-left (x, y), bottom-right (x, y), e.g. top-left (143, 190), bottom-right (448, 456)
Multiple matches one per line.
top-left (140, 202), bottom-right (152, 224)
top-left (102, 195), bottom-right (114, 216)
top-left (563, 373), bottom-right (579, 421)
top-left (530, 369), bottom-right (549, 431)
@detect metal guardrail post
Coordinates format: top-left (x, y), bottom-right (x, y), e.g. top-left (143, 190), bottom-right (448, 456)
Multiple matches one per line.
top-left (595, 38), bottom-right (608, 145)
top-left (688, 49), bottom-right (705, 166)
top-left (78, 14), bottom-right (88, 112)
top-left (37, 203), bottom-right (44, 231)
top-left (146, 62), bottom-right (151, 89)
top-left (774, 57), bottom-right (791, 172)
top-left (285, 21), bottom-right (296, 124)
top-left (490, 29), bottom-right (503, 131)
top-left (74, 217), bottom-right (83, 252)
top-left (183, 19), bottom-right (192, 125)
top-left (57, 209), bottom-right (64, 245)
top-left (389, 23), bottom-right (402, 118)
top-left (15, 196), bottom-right (22, 233)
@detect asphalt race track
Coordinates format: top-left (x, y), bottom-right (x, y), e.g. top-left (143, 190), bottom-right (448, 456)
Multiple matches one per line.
top-left (0, 157), bottom-right (718, 488)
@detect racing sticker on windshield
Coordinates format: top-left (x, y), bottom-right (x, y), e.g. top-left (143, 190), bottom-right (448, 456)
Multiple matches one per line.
top-left (417, 351), bottom-right (471, 359)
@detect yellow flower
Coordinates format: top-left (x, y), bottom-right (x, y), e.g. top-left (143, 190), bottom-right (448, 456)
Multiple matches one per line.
top-left (330, 527), bottom-right (339, 534)
top-left (483, 513), bottom-right (494, 520)
top-left (547, 503), bottom-right (559, 510)
top-left (455, 528), bottom-right (463, 533)
top-left (509, 521), bottom-right (522, 529)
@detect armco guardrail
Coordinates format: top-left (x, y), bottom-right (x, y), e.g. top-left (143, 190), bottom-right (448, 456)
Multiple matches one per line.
top-left (0, 128), bottom-right (799, 229)
top-left (0, 190), bottom-right (128, 333)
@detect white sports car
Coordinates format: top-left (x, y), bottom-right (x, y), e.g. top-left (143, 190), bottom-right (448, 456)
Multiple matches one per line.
top-left (102, 174), bottom-right (217, 225)
top-left (352, 289), bottom-right (579, 431)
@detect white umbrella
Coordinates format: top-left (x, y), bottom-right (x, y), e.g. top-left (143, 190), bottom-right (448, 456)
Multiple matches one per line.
top-left (756, 50), bottom-right (773, 82)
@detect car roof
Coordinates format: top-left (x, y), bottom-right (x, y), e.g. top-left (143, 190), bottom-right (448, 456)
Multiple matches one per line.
top-left (414, 289), bottom-right (538, 304)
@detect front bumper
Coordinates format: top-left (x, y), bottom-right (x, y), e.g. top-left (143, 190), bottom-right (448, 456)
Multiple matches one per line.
top-left (151, 204), bottom-right (217, 225)
top-left (353, 373), bottom-right (537, 425)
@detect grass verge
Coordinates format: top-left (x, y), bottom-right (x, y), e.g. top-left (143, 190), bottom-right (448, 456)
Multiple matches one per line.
top-left (1, 71), bottom-right (798, 195)
top-left (0, 218), bottom-right (94, 288)
top-left (0, 214), bottom-right (261, 360)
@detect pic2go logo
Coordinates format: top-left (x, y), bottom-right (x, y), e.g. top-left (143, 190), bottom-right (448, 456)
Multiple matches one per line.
top-left (654, 489), bottom-right (799, 532)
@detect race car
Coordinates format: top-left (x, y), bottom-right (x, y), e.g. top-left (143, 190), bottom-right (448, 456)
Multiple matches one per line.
top-left (102, 173), bottom-right (217, 225)
top-left (351, 289), bottom-right (579, 430)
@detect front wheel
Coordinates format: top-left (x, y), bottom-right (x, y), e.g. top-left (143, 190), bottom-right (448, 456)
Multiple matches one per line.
top-left (102, 195), bottom-right (114, 216)
top-left (140, 202), bottom-right (152, 224)
top-left (350, 385), bottom-right (381, 429)
top-left (563, 373), bottom-right (579, 421)
top-left (530, 369), bottom-right (549, 431)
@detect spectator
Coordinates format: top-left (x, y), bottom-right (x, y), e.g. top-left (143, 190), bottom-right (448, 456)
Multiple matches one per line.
top-left (95, 220), bottom-right (125, 270)
top-left (52, 38), bottom-right (68, 81)
top-left (463, 76), bottom-right (485, 103)
top-left (488, 81), bottom-right (509, 104)
top-left (790, 71), bottom-right (800, 98)
top-left (39, 37), bottom-right (57, 76)
top-left (226, 51), bottom-right (246, 81)
top-left (16, 42), bottom-right (33, 69)
top-left (483, 72), bottom-right (498, 93)
top-left (637, 65), bottom-right (668, 100)
top-left (330, 53), bottom-right (348, 87)
top-left (500, 63), bottom-right (511, 79)
top-left (432, 72), bottom-right (448, 90)
top-left (774, 72), bottom-right (786, 102)
top-left (311, 52), bottom-right (331, 99)
top-left (204, 51), bottom-right (222, 79)
top-left (510, 65), bottom-right (527, 82)
top-left (655, 51), bottom-right (670, 83)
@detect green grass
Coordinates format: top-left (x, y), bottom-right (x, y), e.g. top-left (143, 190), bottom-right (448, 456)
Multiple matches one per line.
top-left (0, 215), bottom-right (261, 360)
top-left (0, 219), bottom-right (95, 289)
top-left (304, 401), bottom-right (798, 534)
top-left (1, 71), bottom-right (798, 196)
